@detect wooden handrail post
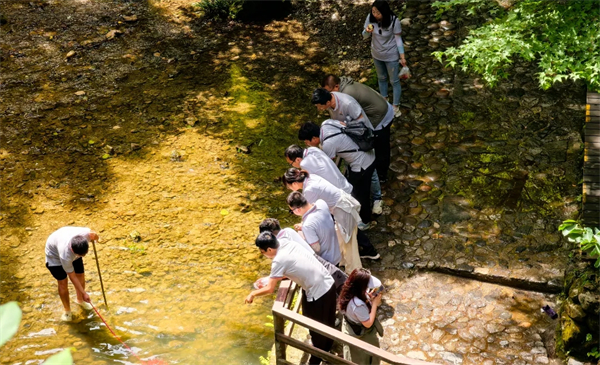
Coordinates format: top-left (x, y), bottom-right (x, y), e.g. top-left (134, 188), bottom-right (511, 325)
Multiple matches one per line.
top-left (273, 311), bottom-right (286, 365)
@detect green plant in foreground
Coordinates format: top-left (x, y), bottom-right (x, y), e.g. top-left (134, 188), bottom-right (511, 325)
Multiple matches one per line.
top-left (0, 302), bottom-right (74, 364)
top-left (559, 220), bottom-right (600, 268)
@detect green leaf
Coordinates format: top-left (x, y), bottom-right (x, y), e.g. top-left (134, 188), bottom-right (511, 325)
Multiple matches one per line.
top-left (0, 302), bottom-right (22, 347)
top-left (43, 349), bottom-right (73, 365)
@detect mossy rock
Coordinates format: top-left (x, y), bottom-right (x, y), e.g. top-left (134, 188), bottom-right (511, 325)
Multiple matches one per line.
top-left (561, 315), bottom-right (584, 348)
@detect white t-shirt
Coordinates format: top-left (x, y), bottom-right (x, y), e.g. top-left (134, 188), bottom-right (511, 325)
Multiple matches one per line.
top-left (345, 275), bottom-right (383, 324)
top-left (364, 15), bottom-right (402, 62)
top-left (300, 147), bottom-right (352, 193)
top-left (302, 174), bottom-right (342, 209)
top-left (45, 226), bottom-right (91, 272)
top-left (320, 119), bottom-right (376, 172)
top-left (277, 228), bottom-right (313, 254)
top-left (270, 237), bottom-right (335, 302)
top-left (328, 92), bottom-right (373, 129)
top-left (302, 200), bottom-right (340, 266)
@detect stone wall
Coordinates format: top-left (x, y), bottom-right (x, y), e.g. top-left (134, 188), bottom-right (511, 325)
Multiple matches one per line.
top-left (558, 259), bottom-right (600, 361)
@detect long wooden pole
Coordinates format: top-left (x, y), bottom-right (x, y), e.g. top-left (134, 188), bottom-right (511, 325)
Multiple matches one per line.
top-left (91, 240), bottom-right (108, 309)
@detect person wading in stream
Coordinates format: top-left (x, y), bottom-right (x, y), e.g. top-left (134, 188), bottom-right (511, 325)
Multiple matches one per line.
top-left (245, 231), bottom-right (337, 365)
top-left (44, 226), bottom-right (98, 321)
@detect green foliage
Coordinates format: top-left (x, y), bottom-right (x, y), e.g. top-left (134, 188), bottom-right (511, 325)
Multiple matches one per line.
top-left (1, 302), bottom-right (73, 365)
top-left (432, 0), bottom-right (600, 91)
top-left (43, 349), bottom-right (74, 364)
top-left (126, 242), bottom-right (146, 254)
top-left (432, 0), bottom-right (502, 18)
top-left (559, 220), bottom-right (600, 268)
top-left (0, 302), bottom-right (22, 347)
top-left (193, 0), bottom-right (244, 20)
top-left (259, 350), bottom-right (272, 365)
top-left (588, 347), bottom-right (600, 359)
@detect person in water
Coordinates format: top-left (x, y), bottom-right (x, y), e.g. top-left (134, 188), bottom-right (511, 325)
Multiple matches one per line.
top-left (44, 226), bottom-right (98, 321)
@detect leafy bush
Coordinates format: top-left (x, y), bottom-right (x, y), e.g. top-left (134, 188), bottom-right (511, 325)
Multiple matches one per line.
top-left (559, 220), bottom-right (600, 268)
top-left (193, 0), bottom-right (244, 20)
top-left (432, 0), bottom-right (600, 91)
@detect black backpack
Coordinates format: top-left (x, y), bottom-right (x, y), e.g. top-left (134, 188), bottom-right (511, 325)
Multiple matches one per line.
top-left (322, 121), bottom-right (375, 153)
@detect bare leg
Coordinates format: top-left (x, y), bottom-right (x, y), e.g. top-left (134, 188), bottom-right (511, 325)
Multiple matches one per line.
top-left (75, 273), bottom-right (85, 302)
top-left (57, 279), bottom-right (71, 312)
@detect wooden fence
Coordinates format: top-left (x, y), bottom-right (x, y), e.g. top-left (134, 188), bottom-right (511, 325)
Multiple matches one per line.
top-left (583, 91), bottom-right (600, 227)
top-left (271, 280), bottom-right (440, 365)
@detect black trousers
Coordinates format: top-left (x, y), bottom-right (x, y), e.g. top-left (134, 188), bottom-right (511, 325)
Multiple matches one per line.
top-left (302, 284), bottom-right (337, 365)
top-left (348, 161), bottom-right (376, 224)
top-left (374, 122), bottom-right (392, 181)
top-left (357, 229), bottom-right (378, 256)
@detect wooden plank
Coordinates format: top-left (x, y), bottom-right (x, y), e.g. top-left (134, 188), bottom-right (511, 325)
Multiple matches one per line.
top-left (583, 175), bottom-right (600, 183)
top-left (276, 334), bottom-right (356, 365)
top-left (583, 167), bottom-right (600, 174)
top-left (588, 95), bottom-right (600, 104)
top-left (582, 211), bottom-right (600, 221)
top-left (272, 306), bottom-right (439, 365)
top-left (589, 104), bottom-right (600, 110)
top-left (583, 187), bottom-right (600, 196)
top-left (586, 128), bottom-right (600, 136)
top-left (585, 154), bottom-right (600, 163)
top-left (586, 118), bottom-right (600, 125)
top-left (585, 135), bottom-right (600, 143)
top-left (585, 147), bottom-right (600, 156)
top-left (584, 162), bottom-right (600, 169)
top-left (584, 196), bottom-right (600, 204)
top-left (587, 110), bottom-right (600, 117)
top-left (583, 205), bottom-right (600, 212)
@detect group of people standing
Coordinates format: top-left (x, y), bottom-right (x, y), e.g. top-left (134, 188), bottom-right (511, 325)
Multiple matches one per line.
top-left (244, 2), bottom-right (407, 364)
top-left (41, 2), bottom-right (405, 364)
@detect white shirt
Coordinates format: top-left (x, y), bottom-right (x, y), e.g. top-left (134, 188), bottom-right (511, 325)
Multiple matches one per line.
top-left (45, 226), bottom-right (91, 272)
top-left (328, 92), bottom-right (373, 129)
top-left (320, 119), bottom-right (376, 172)
top-left (302, 174), bottom-right (342, 209)
top-left (277, 228), bottom-right (313, 254)
top-left (302, 200), bottom-right (341, 266)
top-left (270, 237), bottom-right (335, 302)
top-left (300, 147), bottom-right (352, 193)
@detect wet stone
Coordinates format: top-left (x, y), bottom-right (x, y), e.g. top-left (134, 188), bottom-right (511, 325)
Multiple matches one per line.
top-left (412, 137), bottom-right (427, 145)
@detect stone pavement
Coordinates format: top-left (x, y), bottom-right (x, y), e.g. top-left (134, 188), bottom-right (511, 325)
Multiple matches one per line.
top-left (375, 270), bottom-right (561, 365)
top-left (362, 1), bottom-right (585, 293)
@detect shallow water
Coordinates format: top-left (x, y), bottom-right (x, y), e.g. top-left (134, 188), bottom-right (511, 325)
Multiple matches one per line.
top-left (0, 130), bottom-right (300, 365)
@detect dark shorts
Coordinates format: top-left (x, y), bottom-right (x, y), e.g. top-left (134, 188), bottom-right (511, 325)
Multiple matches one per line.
top-left (46, 258), bottom-right (84, 281)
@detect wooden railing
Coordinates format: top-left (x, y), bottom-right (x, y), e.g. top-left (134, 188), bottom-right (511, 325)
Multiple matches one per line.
top-left (271, 280), bottom-right (440, 365)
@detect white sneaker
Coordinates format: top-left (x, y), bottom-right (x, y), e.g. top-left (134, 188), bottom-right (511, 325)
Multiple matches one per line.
top-left (61, 312), bottom-right (73, 322)
top-left (372, 200), bottom-right (383, 215)
top-left (76, 301), bottom-right (93, 311)
top-left (393, 105), bottom-right (402, 117)
top-left (358, 222), bottom-right (371, 231)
